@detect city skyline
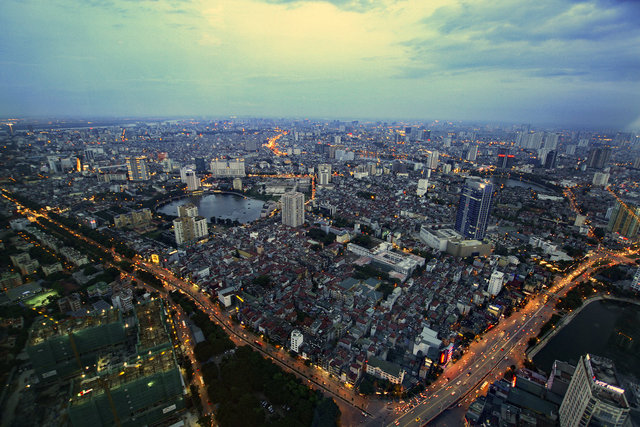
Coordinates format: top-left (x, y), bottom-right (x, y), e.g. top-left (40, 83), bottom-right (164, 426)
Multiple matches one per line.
top-left (1, 0), bottom-right (640, 129)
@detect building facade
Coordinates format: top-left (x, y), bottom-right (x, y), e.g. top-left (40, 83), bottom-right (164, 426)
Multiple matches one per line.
top-left (559, 354), bottom-right (629, 427)
top-left (281, 191), bottom-right (305, 227)
top-left (454, 179), bottom-right (494, 240)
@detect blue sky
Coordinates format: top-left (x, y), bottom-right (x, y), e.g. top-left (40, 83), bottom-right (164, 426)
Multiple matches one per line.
top-left (1, 0), bottom-right (639, 129)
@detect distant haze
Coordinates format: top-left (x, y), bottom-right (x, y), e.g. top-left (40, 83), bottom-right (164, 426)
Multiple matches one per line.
top-left (1, 0), bottom-right (639, 129)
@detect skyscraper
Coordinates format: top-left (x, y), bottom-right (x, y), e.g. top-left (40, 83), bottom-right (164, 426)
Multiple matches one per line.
top-left (126, 156), bottom-right (149, 181)
top-left (455, 179), bottom-right (494, 240)
top-left (281, 191), bottom-right (305, 227)
top-left (559, 354), bottom-right (629, 427)
top-left (607, 200), bottom-right (640, 238)
top-left (586, 147), bottom-right (612, 169)
top-left (496, 148), bottom-right (514, 169)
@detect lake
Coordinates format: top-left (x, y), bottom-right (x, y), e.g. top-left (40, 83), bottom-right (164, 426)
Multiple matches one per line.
top-left (492, 177), bottom-right (549, 193)
top-left (157, 193), bottom-right (265, 224)
top-left (532, 299), bottom-right (640, 378)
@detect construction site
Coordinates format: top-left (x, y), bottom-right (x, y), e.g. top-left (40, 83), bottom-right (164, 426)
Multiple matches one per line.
top-left (24, 298), bottom-right (186, 426)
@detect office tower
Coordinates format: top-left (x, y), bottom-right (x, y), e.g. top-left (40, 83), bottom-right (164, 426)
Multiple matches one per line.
top-left (455, 178), bottom-right (494, 240)
top-left (185, 169), bottom-right (200, 191)
top-left (195, 157), bottom-right (207, 173)
top-left (465, 145), bottom-right (478, 162)
top-left (586, 147), bottom-right (612, 169)
top-left (318, 164), bottom-right (331, 185)
top-left (543, 150), bottom-right (558, 169)
top-left (126, 156), bottom-right (149, 181)
top-left (559, 354), bottom-right (629, 427)
top-left (422, 129), bottom-right (431, 141)
top-left (607, 200), bottom-right (640, 238)
top-left (210, 159), bottom-right (245, 177)
top-left (488, 270), bottom-right (504, 296)
top-left (496, 148), bottom-right (515, 169)
top-left (426, 150), bottom-right (439, 170)
top-left (281, 191), bottom-right (305, 227)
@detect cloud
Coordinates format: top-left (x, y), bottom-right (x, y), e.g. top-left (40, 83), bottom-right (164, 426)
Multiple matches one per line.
top-left (401, 0), bottom-right (640, 83)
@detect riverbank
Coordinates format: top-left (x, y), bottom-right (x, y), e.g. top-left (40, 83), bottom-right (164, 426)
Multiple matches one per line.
top-left (526, 295), bottom-right (640, 360)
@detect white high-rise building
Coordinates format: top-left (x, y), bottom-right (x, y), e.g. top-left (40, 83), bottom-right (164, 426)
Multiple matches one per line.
top-left (559, 354), bottom-right (630, 427)
top-left (185, 170), bottom-right (200, 191)
top-left (174, 203), bottom-right (208, 245)
top-left (281, 191), bottom-right (305, 227)
top-left (318, 164), bottom-right (331, 185)
top-left (180, 164), bottom-right (196, 183)
top-left (488, 270), bottom-right (504, 296)
top-left (426, 150), bottom-right (439, 170)
top-left (290, 329), bottom-right (304, 353)
top-left (417, 179), bottom-right (429, 196)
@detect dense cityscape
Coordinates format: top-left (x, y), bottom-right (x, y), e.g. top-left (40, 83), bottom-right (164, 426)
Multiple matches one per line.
top-left (0, 118), bottom-right (639, 426)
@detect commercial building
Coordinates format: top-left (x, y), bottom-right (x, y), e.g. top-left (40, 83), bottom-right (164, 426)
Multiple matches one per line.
top-left (125, 156), bottom-right (149, 181)
top-left (281, 191), bottom-right (305, 227)
top-left (455, 178), bottom-right (494, 240)
top-left (365, 357), bottom-right (405, 385)
top-left (210, 159), bottom-right (245, 177)
top-left (559, 354), bottom-right (630, 427)
top-left (607, 200), bottom-right (640, 238)
top-left (185, 169), bottom-right (200, 191)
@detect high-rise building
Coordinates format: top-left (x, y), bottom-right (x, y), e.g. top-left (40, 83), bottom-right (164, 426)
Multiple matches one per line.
top-left (174, 204), bottom-right (208, 245)
top-left (195, 157), bottom-right (207, 173)
top-left (281, 191), bottom-right (305, 227)
top-left (496, 148), bottom-right (515, 169)
top-left (185, 169), bottom-right (200, 191)
top-left (586, 147), bottom-right (612, 169)
top-left (488, 270), bottom-right (504, 296)
top-left (607, 200), bottom-right (640, 238)
top-left (559, 354), bottom-right (629, 427)
top-left (426, 150), bottom-right (439, 170)
top-left (465, 145), bottom-right (478, 162)
top-left (126, 156), bottom-right (149, 181)
top-left (454, 179), bottom-right (494, 240)
top-left (543, 150), bottom-right (558, 169)
top-left (177, 203), bottom-right (198, 218)
top-left (318, 164), bottom-right (331, 185)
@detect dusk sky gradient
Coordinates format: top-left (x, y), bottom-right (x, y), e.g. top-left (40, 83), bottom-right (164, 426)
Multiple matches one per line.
top-left (1, 0), bottom-right (639, 129)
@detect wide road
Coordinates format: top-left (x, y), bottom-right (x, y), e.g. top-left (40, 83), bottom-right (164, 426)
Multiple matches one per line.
top-left (386, 249), bottom-right (635, 427)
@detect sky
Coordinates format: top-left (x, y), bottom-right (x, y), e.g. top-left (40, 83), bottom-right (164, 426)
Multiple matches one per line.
top-left (1, 0), bottom-right (639, 129)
